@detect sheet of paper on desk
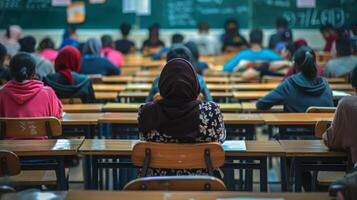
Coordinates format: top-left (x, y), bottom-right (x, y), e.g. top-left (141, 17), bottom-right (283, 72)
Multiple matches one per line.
top-left (333, 91), bottom-right (351, 97)
top-left (217, 198), bottom-right (285, 200)
top-left (222, 140), bottom-right (246, 151)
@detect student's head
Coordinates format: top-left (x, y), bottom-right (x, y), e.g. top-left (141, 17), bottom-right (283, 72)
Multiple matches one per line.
top-left (101, 35), bottom-right (113, 48)
top-left (198, 21), bottom-right (209, 33)
top-left (159, 58), bottom-right (200, 101)
top-left (19, 36), bottom-right (36, 53)
top-left (350, 66), bottom-right (357, 94)
top-left (5, 25), bottom-right (22, 41)
top-left (55, 46), bottom-right (81, 84)
top-left (166, 44), bottom-right (194, 63)
top-left (65, 26), bottom-right (77, 37)
top-left (276, 17), bottom-right (289, 32)
top-left (0, 43), bottom-right (7, 66)
top-left (38, 37), bottom-right (55, 51)
top-left (149, 24), bottom-right (160, 40)
top-left (336, 38), bottom-right (352, 57)
top-left (293, 39), bottom-right (308, 50)
top-left (120, 23), bottom-right (131, 37)
top-left (249, 29), bottom-right (263, 46)
top-left (82, 38), bottom-right (102, 55)
top-left (184, 41), bottom-right (199, 61)
top-left (224, 18), bottom-right (239, 33)
top-left (293, 46), bottom-right (318, 80)
top-left (320, 24), bottom-right (336, 40)
top-left (281, 30), bottom-right (293, 43)
top-left (171, 33), bottom-right (184, 44)
top-left (9, 52), bottom-right (36, 82)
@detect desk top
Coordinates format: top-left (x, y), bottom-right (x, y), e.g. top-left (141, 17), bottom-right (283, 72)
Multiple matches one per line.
top-left (125, 83), bottom-right (152, 91)
top-left (118, 91), bottom-right (149, 98)
top-left (0, 139), bottom-right (84, 156)
top-left (98, 112), bottom-right (138, 124)
top-left (223, 113), bottom-right (264, 124)
top-left (63, 104), bottom-right (103, 113)
top-left (93, 84), bottom-right (127, 92)
top-left (233, 91), bottom-right (349, 100)
top-left (2, 191), bottom-right (330, 200)
top-left (94, 92), bottom-right (118, 100)
top-left (102, 76), bottom-right (134, 83)
top-left (260, 113), bottom-right (334, 125)
top-left (62, 113), bottom-right (104, 125)
top-left (279, 140), bottom-right (346, 157)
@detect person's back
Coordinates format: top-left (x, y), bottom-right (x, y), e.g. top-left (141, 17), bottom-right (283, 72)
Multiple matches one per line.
top-left (256, 46), bottom-right (334, 112)
top-left (0, 43), bottom-right (10, 82)
top-left (115, 23), bottom-right (135, 54)
top-left (0, 53), bottom-right (62, 118)
top-left (38, 37), bottom-right (58, 62)
top-left (100, 35), bottom-right (124, 67)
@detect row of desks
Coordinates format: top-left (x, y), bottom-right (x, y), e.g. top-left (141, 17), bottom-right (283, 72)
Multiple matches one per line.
top-left (1, 138), bottom-right (345, 192)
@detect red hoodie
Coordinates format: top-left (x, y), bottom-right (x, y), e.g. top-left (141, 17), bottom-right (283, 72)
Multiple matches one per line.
top-left (0, 80), bottom-right (63, 119)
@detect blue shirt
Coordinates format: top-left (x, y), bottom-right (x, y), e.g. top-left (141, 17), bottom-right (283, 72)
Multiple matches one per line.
top-left (146, 74), bottom-right (212, 102)
top-left (223, 49), bottom-right (281, 72)
top-left (80, 55), bottom-right (120, 76)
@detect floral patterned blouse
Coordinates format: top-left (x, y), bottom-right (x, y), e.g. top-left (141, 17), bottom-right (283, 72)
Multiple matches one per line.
top-left (138, 101), bottom-right (226, 176)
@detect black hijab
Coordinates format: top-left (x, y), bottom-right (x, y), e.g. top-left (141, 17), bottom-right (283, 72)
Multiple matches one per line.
top-left (138, 58), bottom-right (201, 140)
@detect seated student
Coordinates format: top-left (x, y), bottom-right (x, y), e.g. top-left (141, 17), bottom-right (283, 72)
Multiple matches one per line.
top-left (221, 18), bottom-right (248, 53)
top-left (323, 66), bottom-right (357, 166)
top-left (79, 38), bottom-right (120, 76)
top-left (60, 26), bottom-right (80, 49)
top-left (256, 46), bottom-right (334, 112)
top-left (146, 44), bottom-right (212, 102)
top-left (184, 41), bottom-right (209, 75)
top-left (325, 35), bottom-right (357, 78)
top-left (138, 58), bottom-right (226, 176)
top-left (38, 37), bottom-right (58, 62)
top-left (0, 43), bottom-right (11, 83)
top-left (100, 35), bottom-right (124, 67)
top-left (152, 33), bottom-right (184, 60)
top-left (18, 36), bottom-right (55, 79)
top-left (268, 17), bottom-right (293, 49)
top-left (320, 24), bottom-right (337, 52)
top-left (44, 46), bottom-right (95, 103)
top-left (115, 23), bottom-right (136, 54)
top-left (191, 21), bottom-right (220, 55)
top-left (141, 24), bottom-right (165, 55)
top-left (223, 29), bottom-right (281, 72)
top-left (0, 25), bottom-right (22, 57)
top-left (0, 53), bottom-right (62, 119)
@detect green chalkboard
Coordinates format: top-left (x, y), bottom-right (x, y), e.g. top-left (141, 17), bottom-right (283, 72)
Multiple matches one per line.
top-left (0, 0), bottom-right (136, 29)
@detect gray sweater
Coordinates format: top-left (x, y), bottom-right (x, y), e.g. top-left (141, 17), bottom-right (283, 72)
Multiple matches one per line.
top-left (324, 55), bottom-right (357, 77)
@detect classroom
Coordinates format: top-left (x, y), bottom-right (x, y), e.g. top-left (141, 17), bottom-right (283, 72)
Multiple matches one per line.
top-left (1, 0), bottom-right (357, 199)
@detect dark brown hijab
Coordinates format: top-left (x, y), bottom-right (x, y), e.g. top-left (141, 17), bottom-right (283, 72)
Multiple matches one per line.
top-left (138, 58), bottom-right (201, 140)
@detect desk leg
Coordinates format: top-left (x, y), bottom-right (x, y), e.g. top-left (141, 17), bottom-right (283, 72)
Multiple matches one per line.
top-left (56, 156), bottom-right (67, 190)
top-left (280, 156), bottom-right (288, 192)
top-left (294, 158), bottom-right (302, 192)
top-left (260, 157), bottom-right (268, 192)
top-left (92, 156), bottom-right (99, 190)
top-left (84, 155), bottom-right (92, 189)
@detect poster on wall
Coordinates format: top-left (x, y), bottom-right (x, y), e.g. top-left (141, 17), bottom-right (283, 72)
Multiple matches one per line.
top-left (122, 0), bottom-right (151, 15)
top-left (67, 1), bottom-right (85, 24)
top-left (89, 0), bottom-right (106, 4)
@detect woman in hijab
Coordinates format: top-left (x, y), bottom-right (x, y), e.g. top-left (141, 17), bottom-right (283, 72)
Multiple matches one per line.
top-left (0, 25), bottom-right (22, 56)
top-left (138, 58), bottom-right (226, 176)
top-left (79, 38), bottom-right (120, 75)
top-left (44, 46), bottom-right (95, 103)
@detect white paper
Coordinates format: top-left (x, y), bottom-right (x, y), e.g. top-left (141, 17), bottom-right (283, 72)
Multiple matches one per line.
top-left (222, 140), bottom-right (246, 151)
top-left (51, 0), bottom-right (71, 6)
top-left (296, 0), bottom-right (316, 8)
top-left (123, 0), bottom-right (137, 13)
top-left (333, 90), bottom-right (352, 97)
top-left (136, 0), bottom-right (151, 16)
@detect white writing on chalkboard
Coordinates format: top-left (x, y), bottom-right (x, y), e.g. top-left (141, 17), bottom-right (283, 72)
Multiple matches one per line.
top-left (283, 8), bottom-right (345, 28)
top-left (0, 0), bottom-right (21, 9)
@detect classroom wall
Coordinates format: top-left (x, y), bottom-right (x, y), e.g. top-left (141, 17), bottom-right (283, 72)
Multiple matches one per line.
top-left (0, 29), bottom-right (326, 51)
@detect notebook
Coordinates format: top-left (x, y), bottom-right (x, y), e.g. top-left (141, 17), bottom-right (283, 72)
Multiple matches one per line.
top-left (222, 140), bottom-right (246, 151)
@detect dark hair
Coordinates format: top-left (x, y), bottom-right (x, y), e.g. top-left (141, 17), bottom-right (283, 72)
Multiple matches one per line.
top-left (38, 37), bottom-right (55, 51)
top-left (184, 41), bottom-right (199, 60)
top-left (351, 65), bottom-right (357, 88)
top-left (336, 38), bottom-right (352, 57)
top-left (276, 17), bottom-right (288, 29)
top-left (101, 34), bottom-right (113, 48)
top-left (198, 21), bottom-right (209, 33)
top-left (167, 44), bottom-right (193, 63)
top-left (171, 33), bottom-right (184, 44)
top-left (19, 36), bottom-right (37, 53)
top-left (249, 29), bottom-right (263, 45)
top-left (293, 46), bottom-right (318, 79)
top-left (320, 24), bottom-right (335, 33)
top-left (120, 23), bottom-right (131, 37)
top-left (5, 26), bottom-right (10, 38)
top-left (67, 26), bottom-right (77, 35)
top-left (224, 18), bottom-right (238, 32)
top-left (0, 43), bottom-right (7, 65)
top-left (9, 52), bottom-right (36, 82)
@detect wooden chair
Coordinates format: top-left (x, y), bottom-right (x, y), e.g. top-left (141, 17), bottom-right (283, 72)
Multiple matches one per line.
top-left (0, 150), bottom-right (21, 195)
top-left (123, 175), bottom-right (226, 191)
top-left (306, 106), bottom-right (336, 113)
top-left (0, 117), bottom-right (62, 139)
top-left (61, 98), bottom-right (82, 104)
top-left (131, 142), bottom-right (225, 177)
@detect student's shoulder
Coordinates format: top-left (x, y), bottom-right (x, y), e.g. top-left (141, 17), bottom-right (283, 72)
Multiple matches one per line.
top-left (338, 96), bottom-right (357, 108)
top-left (199, 101), bottom-right (221, 112)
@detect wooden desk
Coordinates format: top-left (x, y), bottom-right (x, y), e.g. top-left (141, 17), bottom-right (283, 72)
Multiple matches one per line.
top-left (119, 91), bottom-right (149, 98)
top-left (234, 91), bottom-right (349, 101)
top-left (125, 83), bottom-right (152, 91)
top-left (135, 70), bottom-right (161, 77)
top-left (95, 92), bottom-right (118, 100)
top-left (62, 113), bottom-right (103, 126)
top-left (93, 84), bottom-right (126, 92)
top-left (223, 113), bottom-right (264, 125)
top-left (102, 76), bottom-right (134, 83)
top-left (63, 104), bottom-right (103, 113)
top-left (204, 77), bottom-right (230, 83)
top-left (98, 112), bottom-right (138, 124)
top-left (260, 113), bottom-right (334, 125)
top-left (329, 84), bottom-right (353, 92)
top-left (133, 76), bottom-right (156, 83)
top-left (103, 103), bottom-right (141, 112)
top-left (208, 83), bottom-right (278, 91)
top-left (279, 140), bottom-right (346, 157)
top-left (241, 102), bottom-right (283, 113)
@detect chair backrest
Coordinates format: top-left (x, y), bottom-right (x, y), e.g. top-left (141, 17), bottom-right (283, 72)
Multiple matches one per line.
top-left (315, 120), bottom-right (332, 138)
top-left (306, 106), bottom-right (336, 113)
top-left (61, 98), bottom-right (82, 104)
top-left (0, 151), bottom-right (21, 177)
top-left (123, 175), bottom-right (226, 191)
top-left (0, 117), bottom-right (62, 139)
top-left (329, 170), bottom-right (357, 200)
top-left (131, 142), bottom-right (225, 176)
